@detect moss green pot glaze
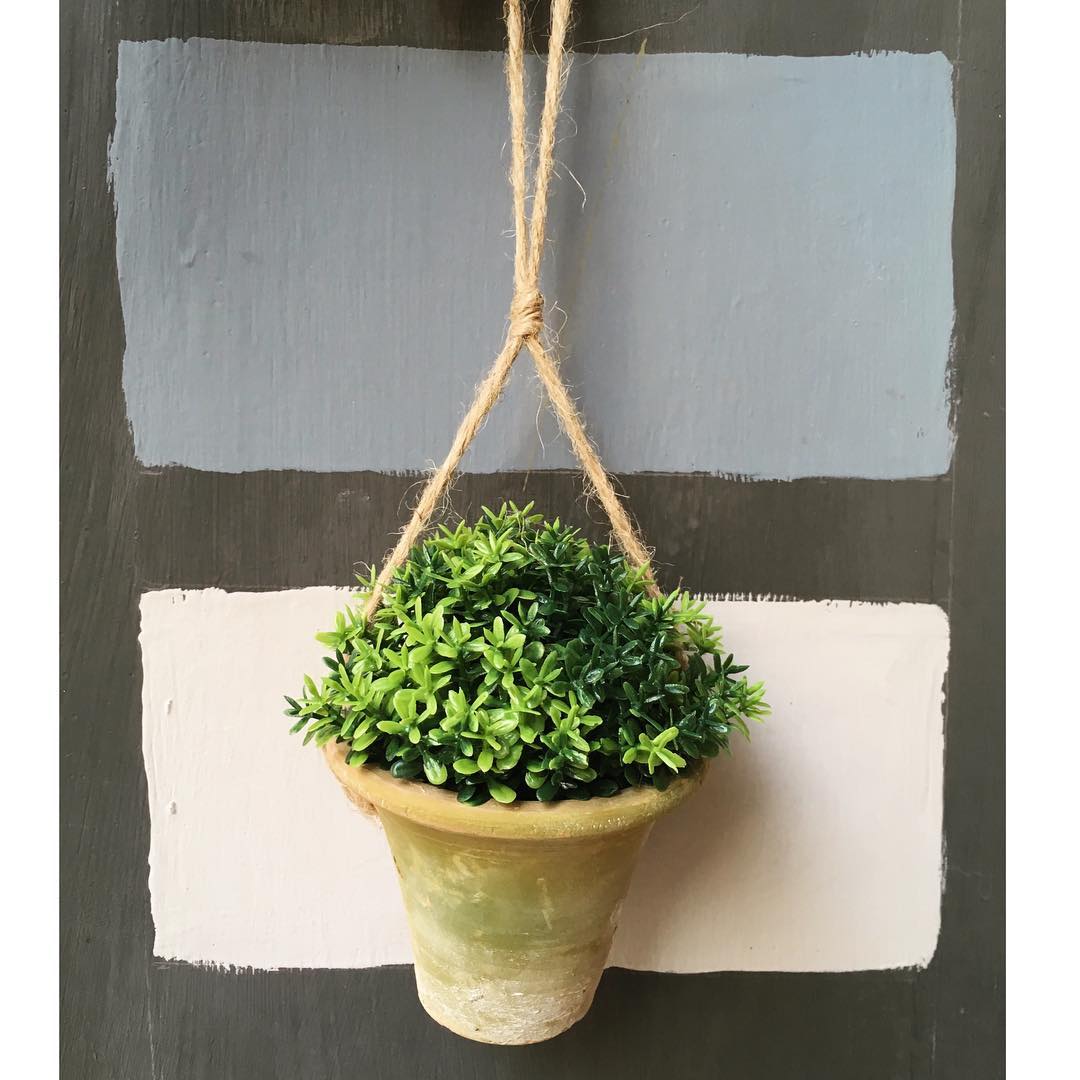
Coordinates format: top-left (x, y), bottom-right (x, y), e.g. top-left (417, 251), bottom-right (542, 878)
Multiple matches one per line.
top-left (324, 741), bottom-right (703, 1044)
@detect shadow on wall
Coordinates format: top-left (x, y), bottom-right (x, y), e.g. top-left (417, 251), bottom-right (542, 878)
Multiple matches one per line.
top-left (614, 745), bottom-right (772, 970)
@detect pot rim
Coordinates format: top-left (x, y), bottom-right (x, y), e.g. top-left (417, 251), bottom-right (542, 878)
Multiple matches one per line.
top-left (323, 739), bottom-right (705, 840)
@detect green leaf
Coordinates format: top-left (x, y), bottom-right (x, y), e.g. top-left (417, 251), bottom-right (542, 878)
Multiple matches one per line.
top-left (656, 748), bottom-right (686, 770)
top-left (392, 689), bottom-right (417, 721)
top-left (390, 759), bottom-right (421, 780)
top-left (422, 755), bottom-right (448, 785)
top-left (486, 779), bottom-right (517, 804)
top-left (351, 729), bottom-right (378, 752)
top-left (537, 778), bottom-right (559, 802)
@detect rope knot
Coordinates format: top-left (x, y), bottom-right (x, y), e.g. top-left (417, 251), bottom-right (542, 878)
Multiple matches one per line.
top-left (509, 288), bottom-right (544, 339)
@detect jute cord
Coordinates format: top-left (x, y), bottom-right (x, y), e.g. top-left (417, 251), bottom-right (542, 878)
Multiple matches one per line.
top-left (362, 0), bottom-right (659, 622)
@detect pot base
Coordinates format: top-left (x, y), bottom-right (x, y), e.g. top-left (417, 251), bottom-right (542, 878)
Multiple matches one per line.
top-left (415, 967), bottom-right (596, 1045)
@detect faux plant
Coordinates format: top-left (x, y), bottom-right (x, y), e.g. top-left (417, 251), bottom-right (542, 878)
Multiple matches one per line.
top-left (287, 503), bottom-right (768, 805)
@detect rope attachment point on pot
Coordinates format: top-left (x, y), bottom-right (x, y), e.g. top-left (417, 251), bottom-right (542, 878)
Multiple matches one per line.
top-left (362, 0), bottom-right (660, 623)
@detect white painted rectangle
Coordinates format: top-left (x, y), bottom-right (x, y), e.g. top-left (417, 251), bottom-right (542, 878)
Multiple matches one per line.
top-left (140, 589), bottom-right (947, 973)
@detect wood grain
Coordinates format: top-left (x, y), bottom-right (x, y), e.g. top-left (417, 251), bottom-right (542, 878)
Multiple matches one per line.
top-left (135, 469), bottom-right (952, 604)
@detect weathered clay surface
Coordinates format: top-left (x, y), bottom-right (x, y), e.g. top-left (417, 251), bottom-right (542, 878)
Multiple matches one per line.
top-left (325, 742), bottom-right (702, 1043)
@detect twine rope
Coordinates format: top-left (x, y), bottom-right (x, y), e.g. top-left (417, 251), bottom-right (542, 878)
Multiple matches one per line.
top-left (362, 0), bottom-right (658, 621)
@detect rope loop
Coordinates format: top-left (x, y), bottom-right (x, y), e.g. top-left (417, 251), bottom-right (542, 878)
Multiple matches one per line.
top-left (361, 0), bottom-right (662, 623)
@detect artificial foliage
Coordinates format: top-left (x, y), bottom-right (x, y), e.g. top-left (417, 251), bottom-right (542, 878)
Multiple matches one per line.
top-left (287, 503), bottom-right (768, 805)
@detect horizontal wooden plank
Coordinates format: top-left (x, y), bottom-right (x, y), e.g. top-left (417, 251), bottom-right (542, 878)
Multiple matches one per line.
top-left (144, 964), bottom-right (928, 1080)
top-left (134, 468), bottom-right (952, 603)
top-left (117, 0), bottom-right (958, 57)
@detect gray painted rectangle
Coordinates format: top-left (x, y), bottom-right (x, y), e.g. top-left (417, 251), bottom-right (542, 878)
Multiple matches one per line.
top-left (110, 40), bottom-right (956, 477)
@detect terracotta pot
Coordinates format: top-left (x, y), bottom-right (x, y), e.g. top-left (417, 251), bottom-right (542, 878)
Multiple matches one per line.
top-left (324, 741), bottom-right (703, 1044)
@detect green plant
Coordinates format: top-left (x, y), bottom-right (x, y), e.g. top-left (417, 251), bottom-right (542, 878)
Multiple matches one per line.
top-left (286, 503), bottom-right (768, 805)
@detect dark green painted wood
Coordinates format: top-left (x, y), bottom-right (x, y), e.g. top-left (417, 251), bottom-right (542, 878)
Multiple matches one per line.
top-left (135, 470), bottom-right (952, 604)
top-left (60, 1), bottom-right (1003, 1077)
top-left (61, 1), bottom-right (152, 1078)
top-left (115, 0), bottom-right (957, 57)
top-left (915, 1), bottom-right (1006, 1071)
top-left (143, 965), bottom-right (930, 1080)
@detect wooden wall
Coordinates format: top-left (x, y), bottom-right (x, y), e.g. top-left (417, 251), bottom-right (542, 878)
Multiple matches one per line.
top-left (60, 2), bottom-right (1004, 1076)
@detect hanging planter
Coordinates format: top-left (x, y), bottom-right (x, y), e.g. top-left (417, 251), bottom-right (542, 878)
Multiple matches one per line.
top-left (290, 510), bottom-right (767, 1043)
top-left (286, 0), bottom-right (768, 1046)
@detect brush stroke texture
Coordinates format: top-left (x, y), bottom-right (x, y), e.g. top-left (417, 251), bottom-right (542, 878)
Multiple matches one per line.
top-left (111, 41), bottom-right (956, 477)
top-left (140, 589), bottom-right (947, 972)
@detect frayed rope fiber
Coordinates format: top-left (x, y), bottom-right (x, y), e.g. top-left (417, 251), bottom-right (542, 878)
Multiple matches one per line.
top-left (363, 0), bottom-right (659, 622)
